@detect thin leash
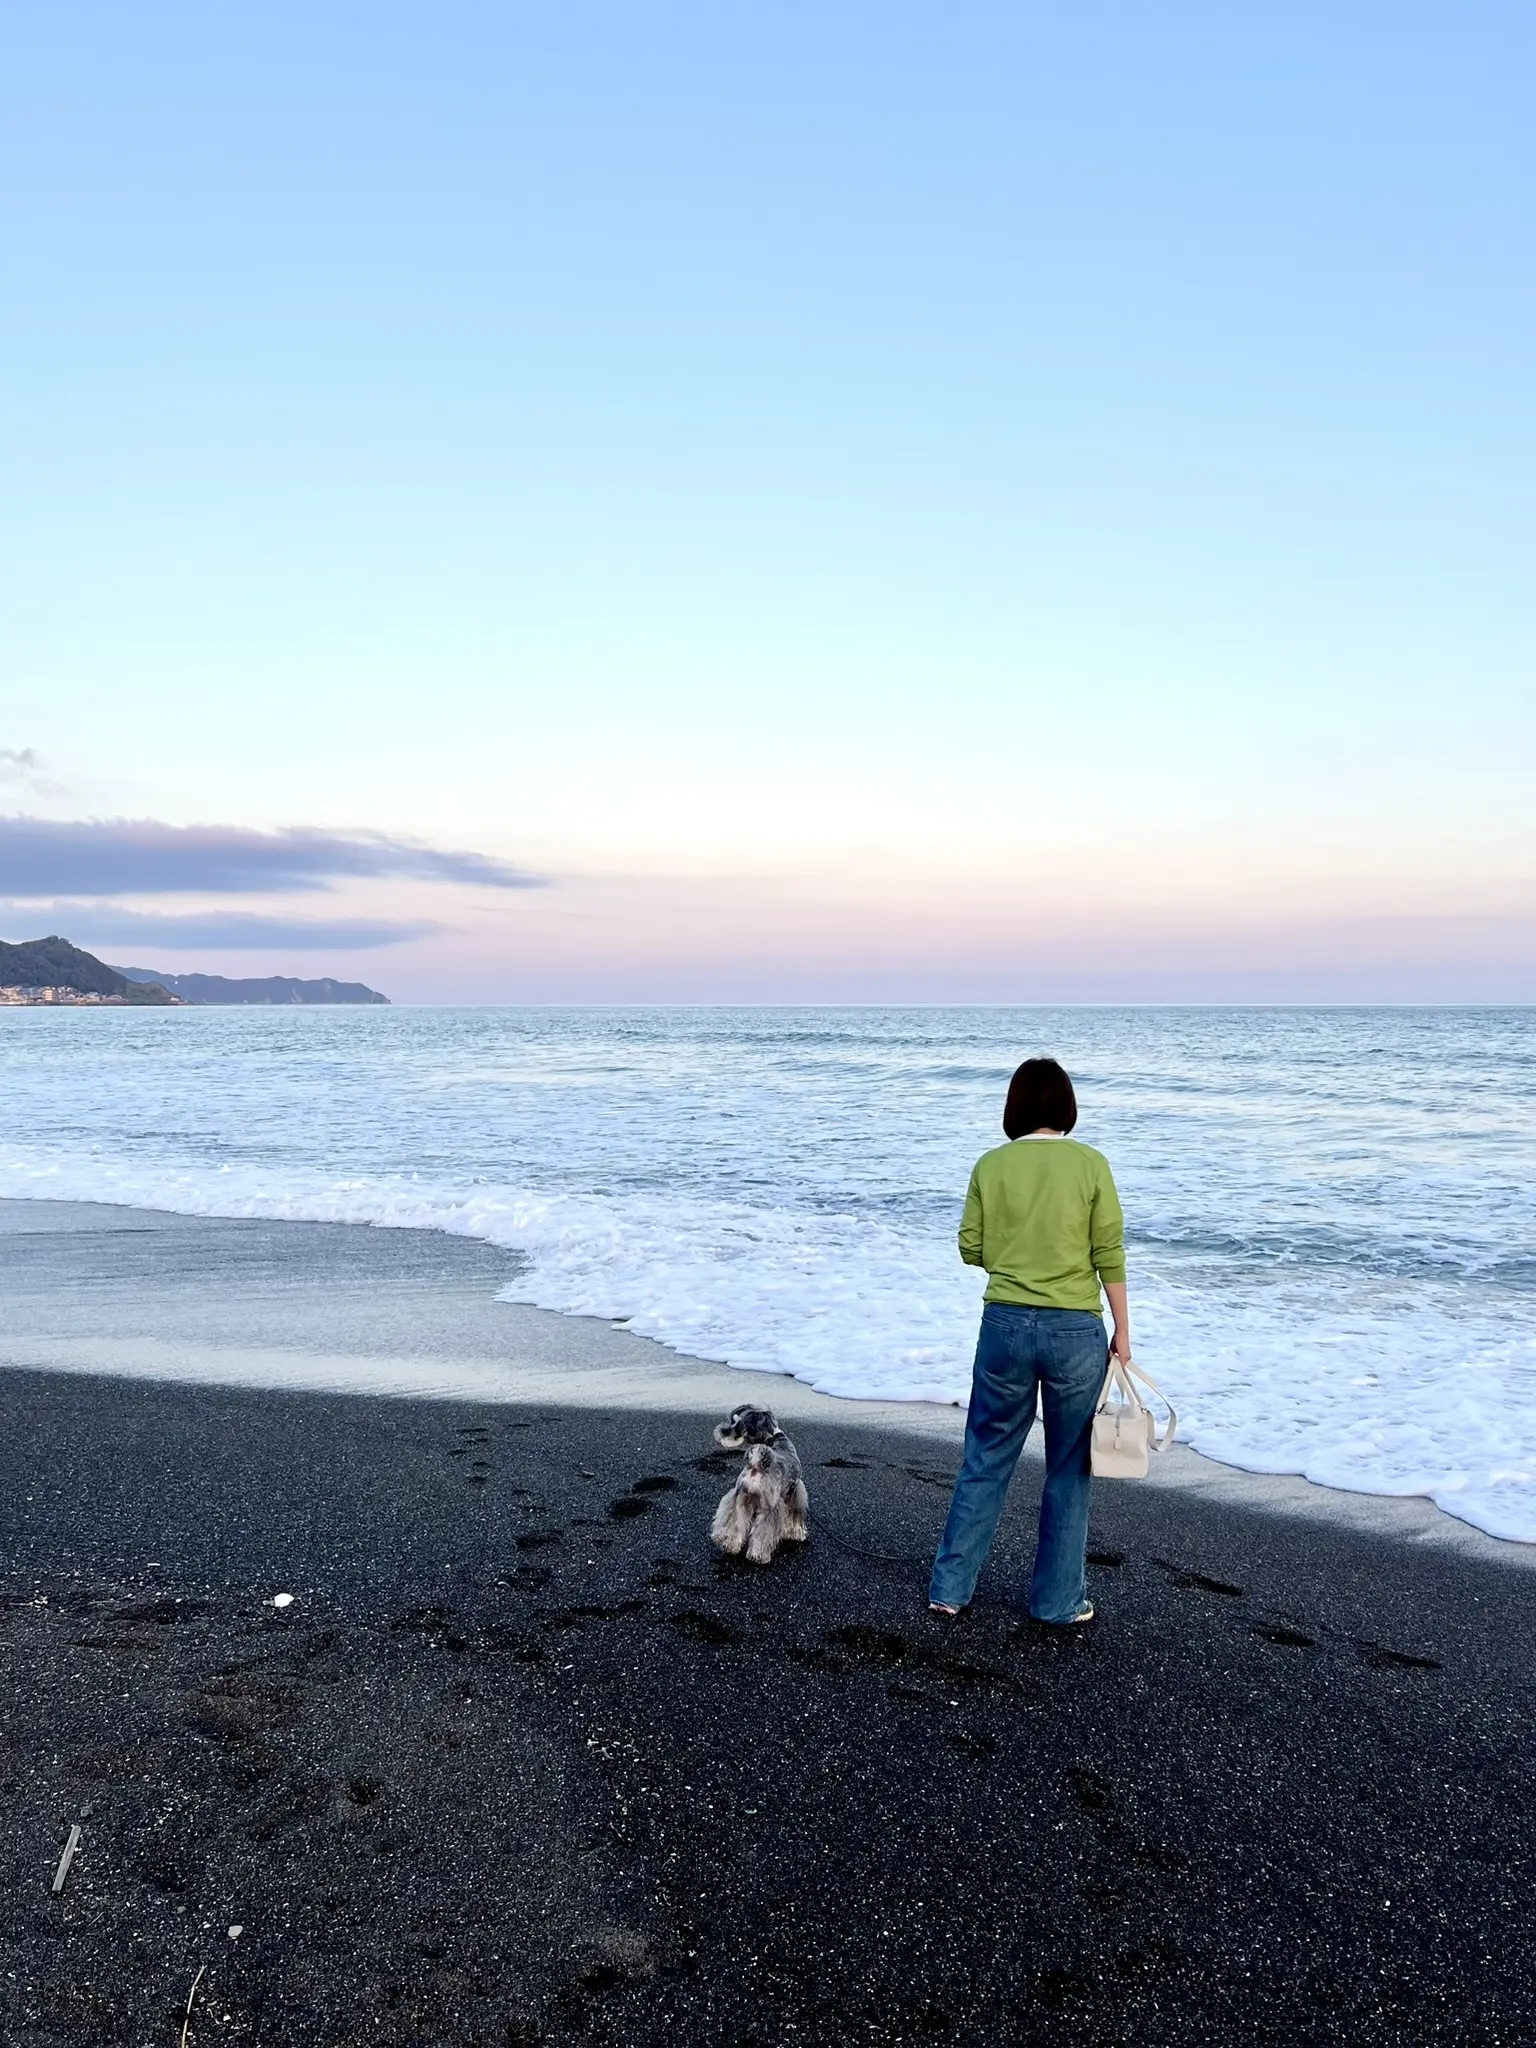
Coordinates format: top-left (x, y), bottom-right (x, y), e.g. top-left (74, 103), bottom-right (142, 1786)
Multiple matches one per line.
top-left (804, 1504), bottom-right (930, 1569)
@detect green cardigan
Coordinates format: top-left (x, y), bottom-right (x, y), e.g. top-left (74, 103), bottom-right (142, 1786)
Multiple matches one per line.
top-left (958, 1135), bottom-right (1126, 1313)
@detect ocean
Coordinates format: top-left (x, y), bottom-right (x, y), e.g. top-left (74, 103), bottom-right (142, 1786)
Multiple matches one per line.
top-left (1, 1005), bottom-right (1532, 1541)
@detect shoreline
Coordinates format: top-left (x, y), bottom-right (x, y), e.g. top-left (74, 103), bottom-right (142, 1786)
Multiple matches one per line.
top-left (1, 1195), bottom-right (1528, 1568)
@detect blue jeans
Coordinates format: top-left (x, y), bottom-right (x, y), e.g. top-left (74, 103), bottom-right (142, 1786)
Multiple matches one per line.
top-left (929, 1304), bottom-right (1107, 1623)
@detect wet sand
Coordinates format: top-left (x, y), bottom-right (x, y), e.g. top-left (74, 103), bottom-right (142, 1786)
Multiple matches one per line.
top-left (1, 1203), bottom-right (1532, 2044)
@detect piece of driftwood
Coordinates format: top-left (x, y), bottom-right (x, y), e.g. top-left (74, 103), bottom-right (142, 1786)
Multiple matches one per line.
top-left (180, 1963), bottom-right (206, 2048)
top-left (50, 1824), bottom-right (82, 1895)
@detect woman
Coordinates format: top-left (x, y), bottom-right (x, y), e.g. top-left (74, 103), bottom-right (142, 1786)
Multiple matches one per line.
top-left (929, 1056), bottom-right (1128, 1626)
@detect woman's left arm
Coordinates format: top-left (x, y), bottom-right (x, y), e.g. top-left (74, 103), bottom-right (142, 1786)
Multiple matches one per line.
top-left (1102, 1280), bottom-right (1131, 1367)
top-left (1091, 1161), bottom-right (1130, 1363)
top-left (958, 1166), bottom-right (984, 1267)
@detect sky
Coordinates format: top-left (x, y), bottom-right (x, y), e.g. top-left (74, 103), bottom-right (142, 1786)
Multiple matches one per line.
top-left (2, 1), bottom-right (1533, 1000)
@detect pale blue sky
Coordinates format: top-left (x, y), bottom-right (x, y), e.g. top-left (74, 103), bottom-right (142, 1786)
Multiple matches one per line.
top-left (2, 2), bottom-right (1532, 998)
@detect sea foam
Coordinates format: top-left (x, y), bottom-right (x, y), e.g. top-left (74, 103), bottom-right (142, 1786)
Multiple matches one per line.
top-left (1, 1004), bottom-right (1532, 1540)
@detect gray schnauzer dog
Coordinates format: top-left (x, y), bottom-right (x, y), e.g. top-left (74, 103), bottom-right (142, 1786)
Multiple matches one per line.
top-left (709, 1405), bottom-right (810, 1565)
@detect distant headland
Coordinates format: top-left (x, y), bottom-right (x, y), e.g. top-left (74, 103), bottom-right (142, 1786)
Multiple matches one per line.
top-left (116, 966), bottom-right (390, 1006)
top-left (0, 936), bottom-right (389, 1006)
top-left (0, 935), bottom-right (179, 1005)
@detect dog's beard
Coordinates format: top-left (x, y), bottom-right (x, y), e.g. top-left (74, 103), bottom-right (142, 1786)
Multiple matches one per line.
top-left (740, 1455), bottom-right (788, 1510)
top-left (744, 1506), bottom-right (785, 1566)
top-left (714, 1408), bottom-right (780, 1452)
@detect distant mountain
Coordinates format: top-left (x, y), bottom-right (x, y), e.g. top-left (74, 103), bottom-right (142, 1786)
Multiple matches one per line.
top-left (115, 967), bottom-right (390, 1005)
top-left (0, 934), bottom-right (389, 1007)
top-left (0, 935), bottom-right (177, 1004)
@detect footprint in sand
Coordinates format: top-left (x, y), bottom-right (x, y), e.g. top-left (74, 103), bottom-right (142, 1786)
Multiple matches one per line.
top-left (887, 1682), bottom-right (930, 1705)
top-left (1251, 1623), bottom-right (1317, 1650)
top-left (1155, 1561), bottom-right (1243, 1597)
top-left (945, 1729), bottom-right (999, 1758)
top-left (1359, 1641), bottom-right (1441, 1672)
top-left (1068, 1766), bottom-right (1113, 1812)
top-left (668, 1610), bottom-right (740, 1646)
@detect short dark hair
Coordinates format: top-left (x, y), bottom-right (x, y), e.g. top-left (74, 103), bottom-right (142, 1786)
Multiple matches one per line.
top-left (1003, 1057), bottom-right (1078, 1139)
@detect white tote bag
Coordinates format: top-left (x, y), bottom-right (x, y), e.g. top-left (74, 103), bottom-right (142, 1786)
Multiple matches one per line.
top-left (1091, 1356), bottom-right (1178, 1480)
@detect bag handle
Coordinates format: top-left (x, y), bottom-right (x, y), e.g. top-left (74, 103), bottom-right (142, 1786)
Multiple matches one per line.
top-left (1096, 1355), bottom-right (1178, 1454)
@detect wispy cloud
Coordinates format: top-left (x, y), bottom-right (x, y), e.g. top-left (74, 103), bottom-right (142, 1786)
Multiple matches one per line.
top-left (0, 906), bottom-right (446, 951)
top-left (0, 817), bottom-right (547, 897)
top-left (0, 748), bottom-right (68, 801)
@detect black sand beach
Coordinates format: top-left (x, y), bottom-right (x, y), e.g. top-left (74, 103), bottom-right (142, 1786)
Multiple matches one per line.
top-left (2, 1209), bottom-right (1533, 2045)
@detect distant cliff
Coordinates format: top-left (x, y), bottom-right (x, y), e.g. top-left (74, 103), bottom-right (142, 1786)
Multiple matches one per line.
top-left (0, 937), bottom-right (388, 1006)
top-left (116, 967), bottom-right (390, 1005)
top-left (0, 936), bottom-right (177, 1004)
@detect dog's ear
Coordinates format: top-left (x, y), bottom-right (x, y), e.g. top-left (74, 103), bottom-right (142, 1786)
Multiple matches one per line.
top-left (713, 1413), bottom-right (748, 1448)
